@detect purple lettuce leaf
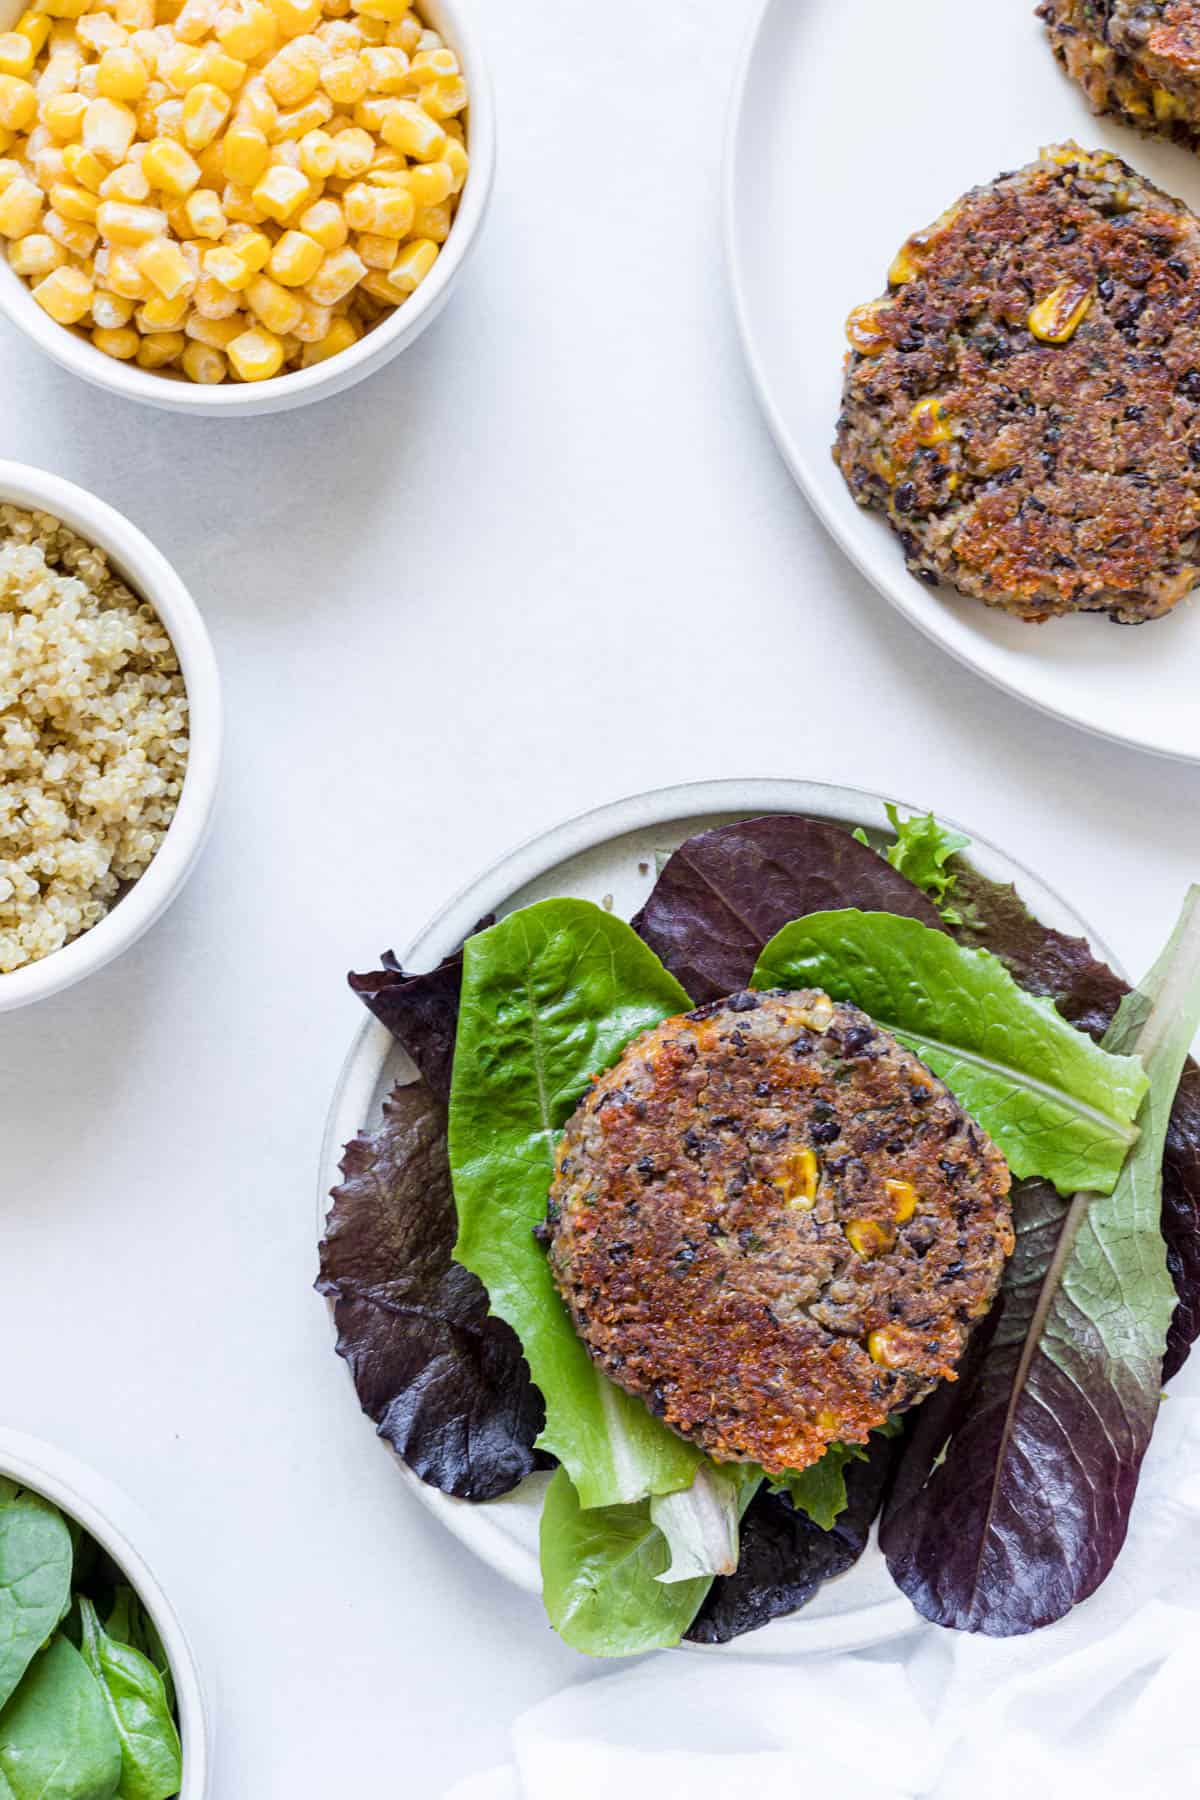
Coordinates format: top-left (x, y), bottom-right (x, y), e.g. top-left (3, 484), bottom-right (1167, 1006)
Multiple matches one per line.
top-left (317, 1080), bottom-right (545, 1501)
top-left (686, 1431), bottom-right (902, 1645)
top-left (631, 816), bottom-right (943, 1003)
top-left (348, 917), bottom-right (493, 1106)
top-left (948, 863), bottom-right (1200, 1379)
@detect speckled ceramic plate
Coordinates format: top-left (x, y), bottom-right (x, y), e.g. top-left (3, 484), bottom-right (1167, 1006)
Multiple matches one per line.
top-left (725, 0), bottom-right (1200, 761)
top-left (318, 778), bottom-right (1121, 1657)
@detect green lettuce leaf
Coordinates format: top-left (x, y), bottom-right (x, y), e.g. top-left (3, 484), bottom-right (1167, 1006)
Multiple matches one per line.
top-left (649, 1463), bottom-right (762, 1584)
top-left (449, 899), bottom-right (703, 1509)
top-left (752, 910), bottom-right (1147, 1196)
top-left (881, 805), bottom-right (971, 923)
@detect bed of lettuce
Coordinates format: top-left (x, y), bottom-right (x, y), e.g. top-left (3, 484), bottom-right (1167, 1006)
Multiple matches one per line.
top-left (319, 810), bottom-right (1200, 1649)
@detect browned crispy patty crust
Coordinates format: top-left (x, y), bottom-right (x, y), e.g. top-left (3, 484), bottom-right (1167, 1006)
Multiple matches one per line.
top-left (1040, 1), bottom-right (1200, 143)
top-left (833, 144), bottom-right (1200, 623)
top-left (543, 991), bottom-right (1013, 1478)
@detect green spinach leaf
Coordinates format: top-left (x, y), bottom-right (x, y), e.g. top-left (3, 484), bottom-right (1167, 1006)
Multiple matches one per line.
top-left (103, 1596), bottom-right (173, 1722)
top-left (77, 1602), bottom-right (180, 1800)
top-left (0, 1483), bottom-right (74, 1713)
top-left (752, 910), bottom-right (1147, 1195)
top-left (540, 1468), bottom-right (713, 1655)
top-left (0, 1636), bottom-right (121, 1800)
top-left (449, 900), bottom-right (704, 1509)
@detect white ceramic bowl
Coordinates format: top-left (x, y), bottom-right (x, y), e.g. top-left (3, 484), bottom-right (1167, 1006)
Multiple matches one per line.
top-left (0, 461), bottom-right (221, 1012)
top-left (0, 1427), bottom-right (211, 1799)
top-left (0, 0), bottom-right (495, 417)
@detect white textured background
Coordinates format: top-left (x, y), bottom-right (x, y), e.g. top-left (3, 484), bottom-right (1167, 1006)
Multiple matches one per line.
top-left (3, 0), bottom-right (1200, 1793)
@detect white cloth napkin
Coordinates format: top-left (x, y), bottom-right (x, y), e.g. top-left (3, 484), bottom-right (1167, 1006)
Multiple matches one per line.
top-left (448, 1399), bottom-right (1200, 1800)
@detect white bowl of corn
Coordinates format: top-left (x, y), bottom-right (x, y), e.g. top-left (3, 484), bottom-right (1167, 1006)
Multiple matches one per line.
top-left (0, 0), bottom-right (493, 413)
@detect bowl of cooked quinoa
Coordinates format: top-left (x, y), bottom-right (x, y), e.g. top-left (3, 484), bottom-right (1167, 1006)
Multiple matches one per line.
top-left (0, 460), bottom-right (220, 1010)
top-left (0, 0), bottom-right (494, 415)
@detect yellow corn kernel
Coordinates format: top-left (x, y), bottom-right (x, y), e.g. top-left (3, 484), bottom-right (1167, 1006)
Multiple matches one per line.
top-left (353, 92), bottom-right (394, 133)
top-left (297, 126), bottom-right (334, 178)
top-left (442, 135), bottom-right (467, 192)
top-left (0, 33), bottom-right (35, 79)
top-left (300, 309), bottom-right (354, 362)
top-left (226, 221), bottom-right (271, 266)
top-left (0, 75), bottom-right (36, 132)
top-left (775, 1146), bottom-right (819, 1209)
top-left (188, 269), bottom-right (238, 316)
top-left (216, 3), bottom-right (278, 63)
top-left (91, 288), bottom-right (134, 327)
top-left (142, 135), bottom-right (201, 196)
top-left (320, 52), bottom-right (366, 103)
top-left (158, 43), bottom-right (203, 93)
top-left (360, 45), bottom-right (408, 92)
top-left (182, 188), bottom-right (225, 240)
top-left (174, 0), bottom-right (219, 42)
top-left (272, 92), bottom-right (332, 139)
top-left (44, 207), bottom-right (97, 255)
top-left (221, 179), bottom-right (264, 222)
top-left (114, 0), bottom-right (154, 25)
top-left (227, 320), bottom-right (282, 377)
top-left (268, 0), bottom-right (321, 33)
top-left (83, 96), bottom-right (137, 164)
top-left (355, 227), bottom-right (395, 268)
top-left (8, 232), bottom-right (63, 275)
top-left (96, 199), bottom-right (168, 242)
top-left (384, 232), bottom-right (435, 294)
top-left (36, 48), bottom-right (83, 105)
top-left (95, 47), bottom-right (148, 103)
top-left (194, 139), bottom-right (225, 187)
top-left (389, 14), bottom-right (420, 53)
top-left (99, 158), bottom-right (151, 202)
top-left (422, 75), bottom-right (466, 121)
top-left (298, 193), bottom-right (344, 248)
top-left (409, 200), bottom-right (449, 243)
top-left (49, 180), bottom-right (99, 222)
top-left (91, 322), bottom-right (140, 359)
top-left (401, 158), bottom-right (451, 208)
top-left (331, 122), bottom-right (373, 177)
top-left (39, 0), bottom-right (92, 16)
top-left (220, 121), bottom-right (269, 185)
top-left (1028, 280), bottom-right (1093, 344)
top-left (884, 1179), bottom-right (919, 1225)
top-left (379, 97), bottom-right (443, 159)
top-left (245, 268), bottom-right (302, 330)
top-left (910, 397), bottom-right (953, 447)
top-left (136, 289), bottom-right (190, 328)
top-left (15, 11), bottom-right (51, 55)
top-left (136, 328), bottom-right (185, 366)
top-left (357, 267), bottom-right (394, 304)
top-left (195, 46), bottom-right (248, 94)
top-left (136, 234), bottom-right (195, 297)
top-left (845, 1218), bottom-right (895, 1259)
top-left (263, 44), bottom-right (318, 106)
top-left (354, 0), bottom-right (411, 22)
top-left (181, 81), bottom-right (232, 149)
top-left (180, 337), bottom-right (225, 381)
top-left (62, 144), bottom-right (108, 193)
top-left (0, 157), bottom-right (18, 191)
top-left (845, 298), bottom-right (894, 356)
top-left (303, 238), bottom-right (362, 303)
top-left (77, 13), bottom-right (127, 54)
top-left (888, 243), bottom-right (922, 287)
top-left (153, 96), bottom-right (186, 141)
top-left (186, 306), bottom-right (243, 343)
top-left (344, 176), bottom-right (411, 237)
top-left (251, 158), bottom-right (307, 219)
top-left (102, 245), bottom-right (147, 296)
top-left (41, 92), bottom-right (89, 141)
top-left (233, 76), bottom-right (277, 134)
top-left (289, 293), bottom-right (327, 338)
top-left (32, 262), bottom-right (92, 322)
top-left (408, 45), bottom-right (454, 82)
top-left (266, 225), bottom-right (321, 284)
top-left (0, 175), bottom-right (42, 236)
top-left (866, 1327), bottom-right (909, 1370)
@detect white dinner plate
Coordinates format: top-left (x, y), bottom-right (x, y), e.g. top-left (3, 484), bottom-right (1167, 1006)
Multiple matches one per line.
top-left (318, 777), bottom-right (1122, 1656)
top-left (725, 0), bottom-right (1200, 762)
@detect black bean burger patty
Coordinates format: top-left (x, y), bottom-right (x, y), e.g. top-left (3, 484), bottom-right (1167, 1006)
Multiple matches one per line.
top-left (543, 991), bottom-right (1013, 1477)
top-left (1040, 2), bottom-right (1200, 143)
top-left (833, 144), bottom-right (1200, 623)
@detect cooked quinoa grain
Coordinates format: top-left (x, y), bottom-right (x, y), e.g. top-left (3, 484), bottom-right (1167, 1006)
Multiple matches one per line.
top-left (0, 505), bottom-right (188, 974)
top-left (834, 144), bottom-right (1200, 623)
top-left (545, 990), bottom-right (1013, 1478)
top-left (1040, 2), bottom-right (1200, 144)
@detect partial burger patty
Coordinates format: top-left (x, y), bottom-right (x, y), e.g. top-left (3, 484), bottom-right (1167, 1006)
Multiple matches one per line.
top-left (834, 144), bottom-right (1200, 623)
top-left (1040, 1), bottom-right (1200, 141)
top-left (544, 991), bottom-right (1013, 1478)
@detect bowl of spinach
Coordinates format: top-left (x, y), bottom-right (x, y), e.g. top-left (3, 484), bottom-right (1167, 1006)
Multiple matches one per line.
top-left (0, 1430), bottom-right (208, 1800)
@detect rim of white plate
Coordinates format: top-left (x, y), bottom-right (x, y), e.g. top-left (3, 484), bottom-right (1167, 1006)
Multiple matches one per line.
top-left (720, 0), bottom-right (1200, 764)
top-left (318, 777), bottom-right (1124, 1657)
